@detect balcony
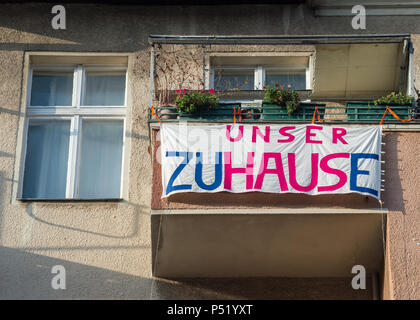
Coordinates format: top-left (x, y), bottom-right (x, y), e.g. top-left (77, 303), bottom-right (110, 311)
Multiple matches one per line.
top-left (149, 101), bottom-right (418, 124)
top-left (148, 35), bottom-right (413, 279)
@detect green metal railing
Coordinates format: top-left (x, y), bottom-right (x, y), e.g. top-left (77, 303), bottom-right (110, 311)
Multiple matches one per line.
top-left (149, 103), bottom-right (418, 124)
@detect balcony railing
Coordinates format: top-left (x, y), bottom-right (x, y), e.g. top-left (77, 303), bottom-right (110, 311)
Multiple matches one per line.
top-left (148, 102), bottom-right (419, 124)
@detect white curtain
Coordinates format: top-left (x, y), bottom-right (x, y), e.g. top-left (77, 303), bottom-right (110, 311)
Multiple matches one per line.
top-left (214, 69), bottom-right (255, 91)
top-left (78, 119), bottom-right (124, 198)
top-left (23, 120), bottom-right (70, 198)
top-left (83, 72), bottom-right (126, 106)
top-left (30, 72), bottom-right (73, 106)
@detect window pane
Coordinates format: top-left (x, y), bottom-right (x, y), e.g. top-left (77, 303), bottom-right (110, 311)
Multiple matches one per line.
top-left (22, 120), bottom-right (70, 199)
top-left (83, 71), bottom-right (126, 106)
top-left (30, 71), bottom-right (73, 106)
top-left (78, 119), bottom-right (124, 198)
top-left (265, 70), bottom-right (306, 90)
top-left (214, 69), bottom-right (254, 91)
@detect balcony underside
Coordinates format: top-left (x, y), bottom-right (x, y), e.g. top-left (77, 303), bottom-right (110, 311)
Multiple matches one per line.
top-left (151, 213), bottom-right (385, 278)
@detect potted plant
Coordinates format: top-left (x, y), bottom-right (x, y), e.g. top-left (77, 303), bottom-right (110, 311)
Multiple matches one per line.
top-left (240, 104), bottom-right (260, 120)
top-left (346, 92), bottom-right (413, 121)
top-left (156, 87), bottom-right (177, 120)
top-left (262, 84), bottom-right (325, 120)
top-left (175, 88), bottom-right (238, 121)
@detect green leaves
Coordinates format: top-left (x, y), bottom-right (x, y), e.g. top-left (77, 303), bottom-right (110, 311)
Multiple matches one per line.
top-left (263, 85), bottom-right (300, 115)
top-left (175, 90), bottom-right (219, 114)
top-left (374, 92), bottom-right (413, 106)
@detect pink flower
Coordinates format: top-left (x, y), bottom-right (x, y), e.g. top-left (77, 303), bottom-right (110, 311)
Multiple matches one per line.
top-left (209, 88), bottom-right (216, 94)
top-left (201, 90), bottom-right (205, 93)
top-left (287, 84), bottom-right (292, 89)
top-left (176, 89), bottom-right (181, 94)
top-left (183, 88), bottom-right (187, 93)
top-left (179, 94), bottom-right (183, 98)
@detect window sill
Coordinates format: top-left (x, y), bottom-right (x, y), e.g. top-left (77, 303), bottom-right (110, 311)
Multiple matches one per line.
top-left (17, 198), bottom-right (123, 202)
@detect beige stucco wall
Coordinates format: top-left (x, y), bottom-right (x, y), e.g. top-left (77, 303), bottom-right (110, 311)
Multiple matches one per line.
top-left (381, 133), bottom-right (420, 299)
top-left (0, 3), bottom-right (419, 299)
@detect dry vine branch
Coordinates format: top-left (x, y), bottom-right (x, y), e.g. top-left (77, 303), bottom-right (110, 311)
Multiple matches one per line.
top-left (153, 44), bottom-right (205, 105)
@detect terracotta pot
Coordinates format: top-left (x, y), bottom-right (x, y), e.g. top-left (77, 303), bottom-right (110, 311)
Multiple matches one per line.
top-left (159, 106), bottom-right (177, 120)
top-left (241, 109), bottom-right (252, 120)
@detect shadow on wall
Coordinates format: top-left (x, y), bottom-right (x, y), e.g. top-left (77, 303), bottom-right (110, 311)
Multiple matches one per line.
top-left (0, 170), bottom-right (18, 241)
top-left (23, 201), bottom-right (147, 242)
top-left (0, 171), bottom-right (5, 242)
top-left (382, 132), bottom-right (406, 215)
top-left (0, 246), bottom-right (153, 299)
top-left (0, 246), bottom-right (373, 300)
top-left (0, 4), bottom-right (308, 52)
top-left (156, 277), bottom-right (374, 300)
top-left (2, 2), bottom-right (420, 53)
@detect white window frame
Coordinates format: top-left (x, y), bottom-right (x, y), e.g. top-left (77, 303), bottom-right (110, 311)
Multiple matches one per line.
top-left (19, 64), bottom-right (128, 199)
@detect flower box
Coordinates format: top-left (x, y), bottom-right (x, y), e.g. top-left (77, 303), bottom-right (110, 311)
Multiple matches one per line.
top-left (177, 103), bottom-right (239, 121)
top-left (346, 102), bottom-right (412, 121)
top-left (262, 102), bottom-right (326, 121)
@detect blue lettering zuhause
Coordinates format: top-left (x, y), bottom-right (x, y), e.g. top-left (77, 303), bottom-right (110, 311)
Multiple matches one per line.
top-left (195, 152), bottom-right (223, 190)
top-left (165, 152), bottom-right (193, 195)
top-left (350, 153), bottom-right (379, 197)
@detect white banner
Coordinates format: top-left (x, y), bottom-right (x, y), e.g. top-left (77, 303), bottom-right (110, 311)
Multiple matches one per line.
top-left (160, 123), bottom-right (382, 200)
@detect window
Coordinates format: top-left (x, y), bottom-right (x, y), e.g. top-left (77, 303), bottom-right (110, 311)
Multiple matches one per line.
top-left (20, 65), bottom-right (127, 199)
top-left (211, 65), bottom-right (310, 91)
top-left (264, 67), bottom-right (307, 90)
top-left (209, 55), bottom-right (313, 93)
top-left (213, 67), bottom-right (255, 91)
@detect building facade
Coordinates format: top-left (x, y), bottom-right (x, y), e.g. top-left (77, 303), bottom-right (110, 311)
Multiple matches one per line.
top-left (0, 1), bottom-right (419, 299)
